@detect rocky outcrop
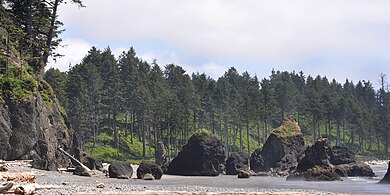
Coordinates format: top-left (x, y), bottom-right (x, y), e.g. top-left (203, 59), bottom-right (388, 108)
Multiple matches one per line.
top-left (137, 161), bottom-right (163, 180)
top-left (167, 130), bottom-right (226, 176)
top-left (379, 162), bottom-right (390, 184)
top-left (328, 146), bottom-right (356, 165)
top-left (108, 162), bottom-right (133, 179)
top-left (82, 156), bottom-right (103, 171)
top-left (250, 117), bottom-right (305, 173)
top-left (328, 146), bottom-right (375, 177)
top-left (335, 162), bottom-right (375, 177)
top-left (287, 137), bottom-right (340, 181)
top-left (226, 152), bottom-right (249, 175)
top-left (0, 81), bottom-right (79, 171)
top-left (155, 141), bottom-right (169, 173)
top-left (237, 170), bottom-right (251, 178)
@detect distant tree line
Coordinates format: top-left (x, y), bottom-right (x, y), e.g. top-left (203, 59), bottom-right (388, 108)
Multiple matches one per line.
top-left (45, 47), bottom-right (390, 160)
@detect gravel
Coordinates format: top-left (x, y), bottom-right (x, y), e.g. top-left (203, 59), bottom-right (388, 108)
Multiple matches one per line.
top-left (2, 164), bottom-right (388, 195)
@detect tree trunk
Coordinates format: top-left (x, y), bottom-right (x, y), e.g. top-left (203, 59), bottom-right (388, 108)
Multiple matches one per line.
top-left (167, 124), bottom-right (171, 161)
top-left (247, 118), bottom-right (250, 157)
top-left (113, 111), bottom-right (119, 150)
top-left (239, 120), bottom-right (243, 152)
top-left (225, 114), bottom-right (229, 157)
top-left (142, 117), bottom-right (146, 160)
top-left (41, 0), bottom-right (60, 76)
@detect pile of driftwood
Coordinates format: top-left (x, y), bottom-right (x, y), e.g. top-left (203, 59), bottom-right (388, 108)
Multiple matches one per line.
top-left (0, 161), bottom-right (61, 194)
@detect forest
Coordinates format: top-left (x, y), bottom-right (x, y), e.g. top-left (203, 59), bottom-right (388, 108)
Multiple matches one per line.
top-left (1, 0), bottom-right (389, 164)
top-left (44, 46), bottom-right (390, 162)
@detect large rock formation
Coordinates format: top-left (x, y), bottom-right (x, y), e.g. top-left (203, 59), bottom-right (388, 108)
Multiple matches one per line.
top-left (287, 137), bottom-right (340, 181)
top-left (108, 162), bottom-right (133, 179)
top-left (155, 141), bottom-right (169, 173)
top-left (250, 117), bottom-right (305, 173)
top-left (226, 152), bottom-right (249, 175)
top-left (167, 130), bottom-right (226, 176)
top-left (328, 145), bottom-right (375, 177)
top-left (137, 161), bottom-right (163, 180)
top-left (0, 81), bottom-right (79, 170)
top-left (379, 162), bottom-right (390, 184)
top-left (328, 146), bottom-right (356, 165)
top-left (335, 162), bottom-right (375, 177)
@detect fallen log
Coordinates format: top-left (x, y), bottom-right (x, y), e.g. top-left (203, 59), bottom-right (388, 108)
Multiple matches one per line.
top-left (0, 172), bottom-right (36, 183)
top-left (0, 182), bottom-right (13, 193)
top-left (58, 147), bottom-right (93, 176)
top-left (0, 160), bottom-right (33, 167)
top-left (12, 184), bottom-right (62, 194)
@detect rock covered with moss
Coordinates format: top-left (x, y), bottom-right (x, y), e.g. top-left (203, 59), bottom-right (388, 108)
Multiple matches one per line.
top-left (250, 117), bottom-right (305, 173)
top-left (167, 130), bottom-right (226, 176)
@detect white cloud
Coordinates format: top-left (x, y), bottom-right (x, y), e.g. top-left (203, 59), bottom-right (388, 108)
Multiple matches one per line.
top-left (47, 38), bottom-right (91, 71)
top-left (54, 0), bottom-right (390, 83)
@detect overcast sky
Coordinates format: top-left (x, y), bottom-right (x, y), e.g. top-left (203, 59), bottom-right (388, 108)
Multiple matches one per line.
top-left (47, 0), bottom-right (390, 87)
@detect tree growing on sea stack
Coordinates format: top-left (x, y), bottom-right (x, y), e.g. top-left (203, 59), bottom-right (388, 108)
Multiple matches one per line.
top-left (167, 130), bottom-right (226, 176)
top-left (250, 117), bottom-right (305, 173)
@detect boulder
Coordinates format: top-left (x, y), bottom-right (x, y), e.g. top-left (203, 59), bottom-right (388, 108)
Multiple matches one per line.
top-left (250, 117), bottom-right (305, 173)
top-left (226, 152), bottom-right (249, 175)
top-left (82, 156), bottom-right (103, 170)
top-left (379, 162), bottom-right (390, 184)
top-left (137, 161), bottom-right (163, 180)
top-left (288, 137), bottom-right (341, 181)
top-left (73, 165), bottom-right (92, 177)
top-left (0, 81), bottom-right (79, 171)
top-left (155, 141), bottom-right (169, 173)
top-left (142, 173), bottom-right (155, 180)
top-left (328, 146), bottom-right (356, 165)
top-left (237, 170), bottom-right (251, 178)
top-left (108, 162), bottom-right (133, 179)
top-left (167, 130), bottom-right (226, 176)
top-left (335, 162), bottom-right (375, 177)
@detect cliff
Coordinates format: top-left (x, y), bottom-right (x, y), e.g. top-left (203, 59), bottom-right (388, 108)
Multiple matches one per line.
top-left (0, 80), bottom-right (79, 170)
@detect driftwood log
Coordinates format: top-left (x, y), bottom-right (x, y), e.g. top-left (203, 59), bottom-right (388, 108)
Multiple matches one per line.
top-left (0, 172), bottom-right (36, 183)
top-left (58, 147), bottom-right (92, 173)
top-left (0, 182), bottom-right (13, 193)
top-left (0, 160), bottom-right (33, 167)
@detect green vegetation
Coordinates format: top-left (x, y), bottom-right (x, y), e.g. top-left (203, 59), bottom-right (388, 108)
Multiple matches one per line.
top-left (189, 129), bottom-right (216, 142)
top-left (83, 131), bottom-right (153, 164)
top-left (272, 118), bottom-right (302, 138)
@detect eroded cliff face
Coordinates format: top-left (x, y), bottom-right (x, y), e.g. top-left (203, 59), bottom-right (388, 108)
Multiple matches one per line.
top-left (0, 82), bottom-right (79, 170)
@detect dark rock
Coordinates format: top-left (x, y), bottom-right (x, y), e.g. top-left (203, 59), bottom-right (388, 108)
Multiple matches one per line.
top-left (226, 152), bottom-right (249, 175)
top-left (108, 162), bottom-right (133, 178)
top-left (155, 141), bottom-right (169, 173)
top-left (379, 162), bottom-right (390, 184)
top-left (73, 166), bottom-right (92, 177)
top-left (290, 137), bottom-right (341, 181)
top-left (82, 156), bottom-right (103, 170)
top-left (167, 130), bottom-right (226, 176)
top-left (287, 165), bottom-right (340, 181)
top-left (117, 175), bottom-right (130, 179)
top-left (137, 161), bottom-right (163, 180)
top-left (142, 173), bottom-right (155, 180)
top-left (254, 172), bottom-right (272, 177)
top-left (335, 163), bottom-right (375, 177)
top-left (0, 81), bottom-right (79, 171)
top-left (237, 170), bottom-right (251, 178)
top-left (250, 117), bottom-right (305, 173)
top-left (328, 146), bottom-right (356, 165)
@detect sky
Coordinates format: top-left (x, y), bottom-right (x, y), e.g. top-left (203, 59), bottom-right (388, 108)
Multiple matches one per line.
top-left (47, 0), bottom-right (390, 88)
